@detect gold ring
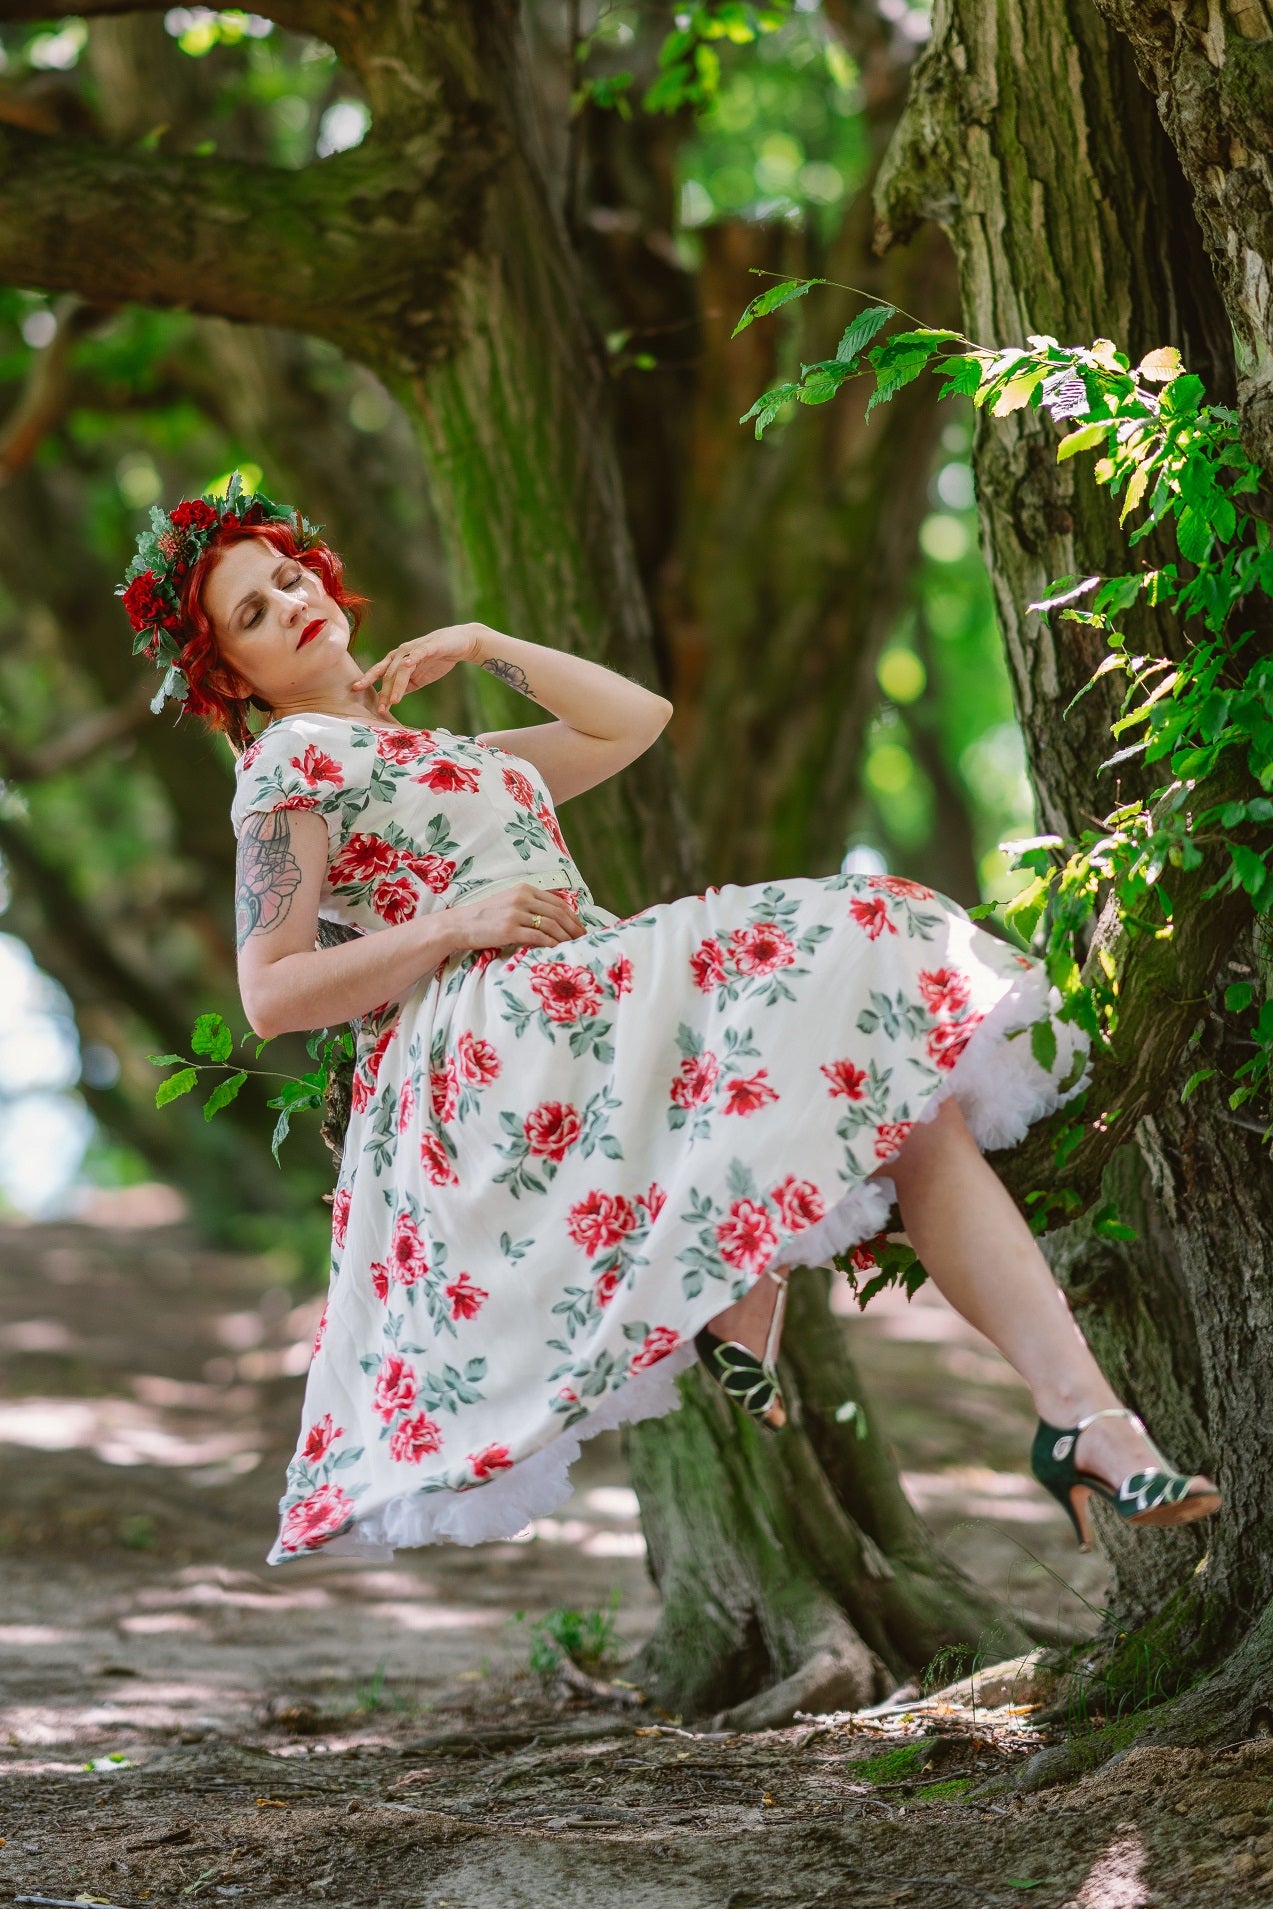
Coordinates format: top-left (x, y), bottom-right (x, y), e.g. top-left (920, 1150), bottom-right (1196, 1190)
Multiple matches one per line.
top-left (531, 913), bottom-right (542, 929)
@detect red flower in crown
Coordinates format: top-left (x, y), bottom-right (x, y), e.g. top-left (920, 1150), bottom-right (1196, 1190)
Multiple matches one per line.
top-left (121, 571), bottom-right (179, 634)
top-left (169, 499), bottom-right (218, 533)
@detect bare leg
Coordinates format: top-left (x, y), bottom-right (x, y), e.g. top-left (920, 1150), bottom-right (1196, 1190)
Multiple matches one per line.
top-left (882, 1098), bottom-right (1216, 1493)
top-left (707, 1272), bottom-right (782, 1355)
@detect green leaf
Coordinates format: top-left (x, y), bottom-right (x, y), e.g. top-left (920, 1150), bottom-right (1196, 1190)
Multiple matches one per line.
top-left (991, 363), bottom-right (1048, 416)
top-left (835, 302), bottom-right (896, 366)
top-left (1224, 982), bottom-right (1255, 1014)
top-left (155, 1067), bottom-right (198, 1109)
top-left (732, 277), bottom-right (824, 339)
top-left (1004, 874), bottom-right (1051, 942)
top-left (146, 1053), bottom-right (187, 1068)
top-left (1029, 1018), bottom-right (1058, 1074)
top-left (270, 1107), bottom-right (293, 1164)
top-left (740, 381), bottom-right (801, 439)
top-left (1180, 1068), bottom-right (1216, 1103)
top-left (1056, 422), bottom-right (1111, 461)
top-left (1229, 842), bottom-right (1269, 898)
top-left (203, 1070), bottom-right (248, 1121)
top-left (190, 1012), bottom-right (233, 1064)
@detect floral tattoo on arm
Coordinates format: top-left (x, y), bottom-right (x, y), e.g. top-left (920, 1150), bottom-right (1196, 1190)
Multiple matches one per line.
top-left (482, 656), bottom-right (537, 700)
top-left (236, 811), bottom-right (303, 949)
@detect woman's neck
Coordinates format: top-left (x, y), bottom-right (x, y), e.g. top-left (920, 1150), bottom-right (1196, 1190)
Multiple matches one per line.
top-left (265, 688), bottom-right (409, 729)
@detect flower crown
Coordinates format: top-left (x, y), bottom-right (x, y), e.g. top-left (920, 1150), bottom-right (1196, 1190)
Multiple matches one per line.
top-left (117, 469), bottom-right (322, 714)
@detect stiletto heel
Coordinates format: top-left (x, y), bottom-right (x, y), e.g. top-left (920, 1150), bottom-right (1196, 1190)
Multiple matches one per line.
top-left (695, 1267), bottom-right (790, 1428)
top-left (1031, 1406), bottom-right (1221, 1553)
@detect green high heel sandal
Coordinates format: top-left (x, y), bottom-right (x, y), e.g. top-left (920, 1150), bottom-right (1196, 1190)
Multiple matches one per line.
top-left (695, 1267), bottom-right (790, 1429)
top-left (1031, 1405), bottom-right (1222, 1552)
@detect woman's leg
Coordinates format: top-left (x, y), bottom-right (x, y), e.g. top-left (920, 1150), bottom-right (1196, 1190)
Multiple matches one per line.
top-left (882, 1098), bottom-right (1214, 1491)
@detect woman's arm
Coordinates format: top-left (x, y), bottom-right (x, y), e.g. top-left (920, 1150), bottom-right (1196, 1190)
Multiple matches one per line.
top-left (235, 808), bottom-right (588, 1039)
top-left (471, 624), bottom-right (672, 803)
top-left (236, 809), bottom-right (461, 1039)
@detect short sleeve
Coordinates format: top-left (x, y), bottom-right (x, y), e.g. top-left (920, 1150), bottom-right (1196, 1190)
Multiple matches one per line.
top-left (230, 719), bottom-right (365, 849)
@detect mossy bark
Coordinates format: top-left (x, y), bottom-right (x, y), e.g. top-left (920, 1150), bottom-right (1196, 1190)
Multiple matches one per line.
top-left (878, 0), bottom-right (1273, 1753)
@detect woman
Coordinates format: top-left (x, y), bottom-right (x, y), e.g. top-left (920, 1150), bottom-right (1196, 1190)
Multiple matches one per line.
top-left (119, 475), bottom-right (1220, 1565)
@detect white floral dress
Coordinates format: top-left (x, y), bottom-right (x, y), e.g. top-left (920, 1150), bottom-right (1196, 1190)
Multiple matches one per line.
top-left (229, 713), bottom-right (1089, 1565)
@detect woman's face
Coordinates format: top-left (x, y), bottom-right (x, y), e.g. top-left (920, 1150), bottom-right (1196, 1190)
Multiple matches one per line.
top-left (202, 538), bottom-right (352, 708)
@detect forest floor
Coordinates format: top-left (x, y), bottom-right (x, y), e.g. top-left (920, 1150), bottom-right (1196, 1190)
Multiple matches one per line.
top-left (1, 1197), bottom-right (1270, 1907)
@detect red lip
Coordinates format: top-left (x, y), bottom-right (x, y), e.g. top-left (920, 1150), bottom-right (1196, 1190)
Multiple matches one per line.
top-left (297, 618), bottom-right (326, 649)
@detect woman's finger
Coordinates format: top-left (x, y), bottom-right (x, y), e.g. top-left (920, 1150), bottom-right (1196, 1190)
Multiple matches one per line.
top-left (350, 653), bottom-right (392, 689)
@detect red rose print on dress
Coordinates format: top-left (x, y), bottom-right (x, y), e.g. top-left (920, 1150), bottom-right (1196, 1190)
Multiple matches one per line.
top-left (630, 1326), bottom-right (680, 1372)
top-left (849, 896), bottom-right (897, 940)
top-left (388, 1213), bottom-right (429, 1287)
top-left (279, 1483), bottom-right (354, 1552)
top-left (373, 1354), bottom-right (419, 1423)
top-left (456, 1031), bottom-right (501, 1084)
top-left (501, 767), bottom-right (537, 809)
top-left (376, 730), bottom-right (424, 764)
top-left (330, 833), bottom-right (400, 885)
top-left (874, 1120), bottom-right (913, 1160)
top-left (523, 1101), bottom-right (582, 1162)
top-left (446, 1272), bottom-right (488, 1321)
top-left (430, 1057), bottom-right (460, 1123)
top-left (374, 875), bottom-right (419, 925)
top-left (416, 759), bottom-right (481, 793)
top-left (530, 962), bottom-right (603, 1024)
top-left (420, 1132), bottom-right (460, 1185)
top-left (594, 1266), bottom-right (622, 1307)
top-left (822, 1058), bottom-right (868, 1100)
top-left (868, 875), bottom-right (934, 901)
top-left (239, 735), bottom-right (265, 774)
top-left (640, 1182), bottom-right (667, 1221)
top-left (728, 922), bottom-right (796, 977)
top-left (389, 1412), bottom-right (444, 1462)
top-left (722, 1069), bottom-right (780, 1116)
top-left (371, 1261), bottom-right (390, 1302)
top-left (469, 1444), bottom-right (514, 1480)
top-left (670, 1051), bottom-right (719, 1109)
top-left (918, 967), bottom-right (972, 1017)
top-left (331, 1185), bottom-right (352, 1250)
top-left (536, 800), bottom-right (569, 856)
top-left (607, 954), bottom-right (633, 995)
top-left (293, 745), bottom-right (344, 787)
top-left (277, 794), bottom-right (320, 813)
top-left (769, 1175), bottom-right (825, 1232)
top-left (567, 1189), bottom-right (638, 1256)
top-left (397, 1080), bottom-right (416, 1133)
top-left (716, 1197), bottom-right (780, 1274)
top-left (927, 1015), bottom-right (982, 1071)
top-left (690, 938), bottom-right (726, 992)
top-left (403, 851), bottom-right (456, 894)
top-left (312, 1300), bottom-right (329, 1355)
top-left (303, 1413), bottom-right (344, 1463)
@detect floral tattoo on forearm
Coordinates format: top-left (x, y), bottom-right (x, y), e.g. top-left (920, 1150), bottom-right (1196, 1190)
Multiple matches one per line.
top-left (236, 810), bottom-right (303, 948)
top-left (482, 656), bottom-right (537, 700)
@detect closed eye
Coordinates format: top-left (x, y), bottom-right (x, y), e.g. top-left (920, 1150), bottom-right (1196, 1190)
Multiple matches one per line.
top-left (246, 571), bottom-right (304, 628)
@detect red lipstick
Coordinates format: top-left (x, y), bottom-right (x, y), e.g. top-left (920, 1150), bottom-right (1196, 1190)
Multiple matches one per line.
top-left (297, 618), bottom-right (325, 649)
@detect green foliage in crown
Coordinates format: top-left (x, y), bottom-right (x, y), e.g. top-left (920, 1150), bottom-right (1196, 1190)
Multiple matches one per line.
top-left (116, 468), bottom-right (322, 714)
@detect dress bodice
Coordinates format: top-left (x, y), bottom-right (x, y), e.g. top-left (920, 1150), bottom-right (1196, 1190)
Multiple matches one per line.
top-left (230, 713), bottom-right (590, 938)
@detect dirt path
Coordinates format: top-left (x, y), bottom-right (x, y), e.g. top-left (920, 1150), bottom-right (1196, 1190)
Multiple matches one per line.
top-left (3, 1209), bottom-right (1269, 1904)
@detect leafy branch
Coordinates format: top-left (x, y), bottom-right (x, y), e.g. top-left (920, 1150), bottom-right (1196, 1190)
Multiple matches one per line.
top-left (150, 1011), bottom-right (353, 1162)
top-left (731, 274), bottom-right (1273, 1285)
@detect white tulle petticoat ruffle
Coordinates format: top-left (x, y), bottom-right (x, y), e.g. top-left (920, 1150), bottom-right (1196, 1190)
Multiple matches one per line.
top-left (318, 961), bottom-right (1088, 1560)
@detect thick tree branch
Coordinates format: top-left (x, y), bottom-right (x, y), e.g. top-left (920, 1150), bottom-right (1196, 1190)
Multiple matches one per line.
top-left (0, 126), bottom-right (476, 369)
top-left (1093, 0), bottom-right (1273, 471)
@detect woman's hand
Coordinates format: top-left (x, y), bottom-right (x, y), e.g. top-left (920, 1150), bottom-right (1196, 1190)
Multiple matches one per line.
top-left (350, 621), bottom-right (483, 713)
top-left (447, 883), bottom-right (586, 957)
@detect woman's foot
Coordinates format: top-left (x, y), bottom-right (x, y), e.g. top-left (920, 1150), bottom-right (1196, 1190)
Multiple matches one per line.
top-left (697, 1269), bottom-right (790, 1428)
top-left (1033, 1402), bottom-right (1221, 1549)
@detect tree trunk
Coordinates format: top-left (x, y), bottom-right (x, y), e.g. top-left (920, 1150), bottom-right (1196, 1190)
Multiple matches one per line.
top-left (878, 0), bottom-right (1273, 1756)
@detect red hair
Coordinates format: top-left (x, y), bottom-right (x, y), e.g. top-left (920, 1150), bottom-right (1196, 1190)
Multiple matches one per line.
top-left (176, 521), bottom-right (370, 754)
